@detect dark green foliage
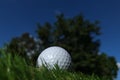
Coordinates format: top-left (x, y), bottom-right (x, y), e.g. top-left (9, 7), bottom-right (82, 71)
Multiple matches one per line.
top-left (94, 53), bottom-right (118, 80)
top-left (6, 33), bottom-right (41, 65)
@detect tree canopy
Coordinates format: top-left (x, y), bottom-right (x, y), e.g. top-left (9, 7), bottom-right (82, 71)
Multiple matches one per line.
top-left (6, 33), bottom-right (41, 65)
top-left (6, 14), bottom-right (118, 80)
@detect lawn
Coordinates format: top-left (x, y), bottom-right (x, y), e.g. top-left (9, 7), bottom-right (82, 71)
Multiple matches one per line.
top-left (0, 49), bottom-right (108, 80)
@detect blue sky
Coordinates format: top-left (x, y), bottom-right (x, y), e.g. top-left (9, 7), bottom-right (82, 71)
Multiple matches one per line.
top-left (0, 0), bottom-right (120, 79)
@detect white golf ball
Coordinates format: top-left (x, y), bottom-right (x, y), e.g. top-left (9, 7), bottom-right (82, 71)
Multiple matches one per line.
top-left (37, 46), bottom-right (71, 69)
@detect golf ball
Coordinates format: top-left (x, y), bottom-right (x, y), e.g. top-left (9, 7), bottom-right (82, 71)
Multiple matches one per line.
top-left (37, 46), bottom-right (71, 69)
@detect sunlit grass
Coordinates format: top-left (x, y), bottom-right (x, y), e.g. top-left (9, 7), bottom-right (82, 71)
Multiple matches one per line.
top-left (0, 49), bottom-right (108, 80)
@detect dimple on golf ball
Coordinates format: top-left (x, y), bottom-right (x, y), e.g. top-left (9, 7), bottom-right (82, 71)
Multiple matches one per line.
top-left (37, 46), bottom-right (71, 69)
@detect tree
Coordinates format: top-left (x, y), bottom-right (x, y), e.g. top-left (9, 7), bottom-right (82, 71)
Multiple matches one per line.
top-left (36, 14), bottom-right (118, 79)
top-left (95, 53), bottom-right (118, 79)
top-left (6, 33), bottom-right (41, 65)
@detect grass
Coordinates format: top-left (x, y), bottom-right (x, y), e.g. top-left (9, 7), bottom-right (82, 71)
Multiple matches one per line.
top-left (0, 49), bottom-right (108, 80)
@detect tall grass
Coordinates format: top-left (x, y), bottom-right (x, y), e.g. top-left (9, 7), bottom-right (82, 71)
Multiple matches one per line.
top-left (0, 49), bottom-right (108, 80)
